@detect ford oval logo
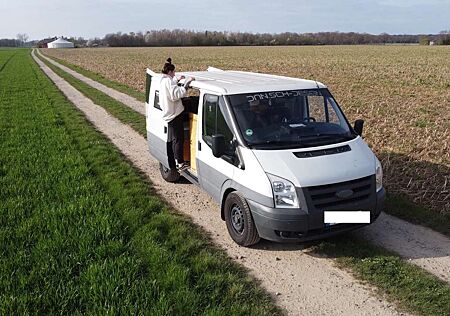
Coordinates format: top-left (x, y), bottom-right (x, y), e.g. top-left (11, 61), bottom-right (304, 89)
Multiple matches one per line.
top-left (336, 189), bottom-right (354, 199)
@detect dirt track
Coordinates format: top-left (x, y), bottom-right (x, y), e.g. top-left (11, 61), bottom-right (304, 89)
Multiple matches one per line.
top-left (36, 49), bottom-right (145, 115)
top-left (33, 49), bottom-right (412, 315)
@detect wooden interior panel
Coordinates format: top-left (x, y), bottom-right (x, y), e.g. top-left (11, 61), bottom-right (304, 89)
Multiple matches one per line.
top-left (189, 113), bottom-right (198, 172)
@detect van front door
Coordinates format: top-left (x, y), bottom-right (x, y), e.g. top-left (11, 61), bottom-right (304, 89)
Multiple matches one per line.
top-left (196, 93), bottom-right (235, 202)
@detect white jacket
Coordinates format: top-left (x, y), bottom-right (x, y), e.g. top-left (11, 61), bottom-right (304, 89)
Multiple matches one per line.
top-left (159, 74), bottom-right (187, 122)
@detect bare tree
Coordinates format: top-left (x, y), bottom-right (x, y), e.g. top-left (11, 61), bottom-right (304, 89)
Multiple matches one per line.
top-left (16, 33), bottom-right (29, 46)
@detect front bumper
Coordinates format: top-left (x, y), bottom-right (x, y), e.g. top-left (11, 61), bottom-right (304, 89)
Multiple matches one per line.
top-left (249, 187), bottom-right (385, 243)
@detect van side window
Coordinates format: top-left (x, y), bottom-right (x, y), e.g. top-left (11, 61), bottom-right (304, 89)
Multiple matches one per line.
top-left (307, 95), bottom-right (342, 124)
top-left (326, 99), bottom-right (340, 124)
top-left (202, 94), bottom-right (234, 156)
top-left (154, 90), bottom-right (161, 110)
top-left (307, 95), bottom-right (326, 122)
top-left (203, 94), bottom-right (218, 145)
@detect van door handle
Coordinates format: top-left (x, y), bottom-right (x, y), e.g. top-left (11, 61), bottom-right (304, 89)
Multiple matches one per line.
top-left (198, 141), bottom-right (201, 151)
top-left (164, 126), bottom-right (167, 134)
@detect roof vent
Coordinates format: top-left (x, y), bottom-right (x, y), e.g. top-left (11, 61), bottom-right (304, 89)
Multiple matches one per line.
top-left (207, 66), bottom-right (224, 72)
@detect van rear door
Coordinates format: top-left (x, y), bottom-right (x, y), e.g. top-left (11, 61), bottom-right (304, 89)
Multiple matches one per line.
top-left (146, 73), bottom-right (172, 168)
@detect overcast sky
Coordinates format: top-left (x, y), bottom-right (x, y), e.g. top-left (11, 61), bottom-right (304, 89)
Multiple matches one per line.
top-left (1, 0), bottom-right (449, 39)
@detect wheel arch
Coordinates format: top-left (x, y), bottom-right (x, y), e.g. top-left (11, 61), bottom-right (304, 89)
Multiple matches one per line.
top-left (220, 179), bottom-right (274, 220)
top-left (220, 181), bottom-right (236, 221)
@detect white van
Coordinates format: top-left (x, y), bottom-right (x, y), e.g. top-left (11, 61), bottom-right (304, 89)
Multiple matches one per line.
top-left (145, 68), bottom-right (385, 246)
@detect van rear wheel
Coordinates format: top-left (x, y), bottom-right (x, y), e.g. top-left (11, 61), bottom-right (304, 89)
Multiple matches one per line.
top-left (159, 163), bottom-right (180, 182)
top-left (224, 192), bottom-right (260, 246)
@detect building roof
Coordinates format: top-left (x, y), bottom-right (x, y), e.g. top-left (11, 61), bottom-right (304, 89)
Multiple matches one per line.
top-left (49, 37), bottom-right (73, 44)
top-left (147, 68), bottom-right (327, 95)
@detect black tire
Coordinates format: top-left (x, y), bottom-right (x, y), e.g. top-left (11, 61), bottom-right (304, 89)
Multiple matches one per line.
top-left (159, 162), bottom-right (180, 182)
top-left (224, 192), bottom-right (260, 246)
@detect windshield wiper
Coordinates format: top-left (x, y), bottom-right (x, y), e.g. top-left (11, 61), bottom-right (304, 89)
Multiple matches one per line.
top-left (298, 134), bottom-right (355, 144)
top-left (249, 140), bottom-right (300, 146)
top-left (248, 140), bottom-right (308, 149)
top-left (303, 133), bottom-right (353, 139)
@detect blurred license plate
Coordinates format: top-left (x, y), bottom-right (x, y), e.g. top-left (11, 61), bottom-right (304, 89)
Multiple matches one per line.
top-left (324, 211), bottom-right (370, 224)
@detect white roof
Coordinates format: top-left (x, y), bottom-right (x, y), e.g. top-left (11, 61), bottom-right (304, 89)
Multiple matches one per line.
top-left (147, 68), bottom-right (327, 95)
top-left (49, 38), bottom-right (73, 44)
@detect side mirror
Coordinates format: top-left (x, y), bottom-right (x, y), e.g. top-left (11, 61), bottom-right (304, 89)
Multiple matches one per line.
top-left (354, 119), bottom-right (364, 137)
top-left (212, 134), bottom-right (226, 158)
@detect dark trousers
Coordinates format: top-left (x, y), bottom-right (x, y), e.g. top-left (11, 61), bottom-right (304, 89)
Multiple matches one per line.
top-left (168, 114), bottom-right (184, 163)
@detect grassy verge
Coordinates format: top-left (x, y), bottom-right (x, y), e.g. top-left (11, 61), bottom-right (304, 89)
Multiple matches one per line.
top-left (0, 49), bottom-right (280, 314)
top-left (386, 194), bottom-right (450, 237)
top-left (316, 236), bottom-right (450, 316)
top-left (39, 49), bottom-right (145, 102)
top-left (35, 52), bottom-right (147, 137)
top-left (34, 49), bottom-right (450, 315)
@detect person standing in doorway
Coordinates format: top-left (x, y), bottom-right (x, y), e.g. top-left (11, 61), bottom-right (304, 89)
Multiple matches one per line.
top-left (160, 58), bottom-right (194, 171)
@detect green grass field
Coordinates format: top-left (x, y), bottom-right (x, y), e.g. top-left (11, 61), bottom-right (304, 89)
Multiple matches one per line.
top-left (0, 49), bottom-right (280, 315)
top-left (34, 49), bottom-right (450, 316)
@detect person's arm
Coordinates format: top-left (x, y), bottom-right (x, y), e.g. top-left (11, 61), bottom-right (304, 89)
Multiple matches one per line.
top-left (165, 78), bottom-right (187, 102)
top-left (184, 77), bottom-right (195, 89)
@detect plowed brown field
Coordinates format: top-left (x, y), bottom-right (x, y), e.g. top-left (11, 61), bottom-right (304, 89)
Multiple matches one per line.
top-left (43, 46), bottom-right (450, 214)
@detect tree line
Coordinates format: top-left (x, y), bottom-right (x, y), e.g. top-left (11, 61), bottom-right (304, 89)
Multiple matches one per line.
top-left (0, 39), bottom-right (21, 47)
top-left (93, 30), bottom-right (449, 47)
top-left (0, 33), bottom-right (31, 47)
top-left (2, 30), bottom-right (449, 47)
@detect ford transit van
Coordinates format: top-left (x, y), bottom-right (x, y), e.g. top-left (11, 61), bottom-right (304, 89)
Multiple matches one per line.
top-left (145, 67), bottom-right (385, 246)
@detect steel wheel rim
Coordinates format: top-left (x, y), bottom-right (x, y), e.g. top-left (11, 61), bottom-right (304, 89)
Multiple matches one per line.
top-left (230, 204), bottom-right (244, 234)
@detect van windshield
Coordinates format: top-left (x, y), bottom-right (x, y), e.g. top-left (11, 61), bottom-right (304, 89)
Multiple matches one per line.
top-left (226, 88), bottom-right (355, 149)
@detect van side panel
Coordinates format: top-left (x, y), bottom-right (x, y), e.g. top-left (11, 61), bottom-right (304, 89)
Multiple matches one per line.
top-left (196, 160), bottom-right (230, 202)
top-left (231, 147), bottom-right (274, 207)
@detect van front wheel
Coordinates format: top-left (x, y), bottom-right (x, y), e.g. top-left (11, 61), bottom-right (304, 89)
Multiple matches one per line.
top-left (159, 163), bottom-right (180, 182)
top-left (224, 192), bottom-right (260, 246)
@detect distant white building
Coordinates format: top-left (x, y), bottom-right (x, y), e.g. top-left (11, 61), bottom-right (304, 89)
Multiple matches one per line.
top-left (47, 37), bottom-right (74, 48)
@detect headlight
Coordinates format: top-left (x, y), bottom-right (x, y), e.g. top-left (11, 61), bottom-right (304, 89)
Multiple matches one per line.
top-left (267, 174), bottom-right (299, 208)
top-left (375, 158), bottom-right (383, 192)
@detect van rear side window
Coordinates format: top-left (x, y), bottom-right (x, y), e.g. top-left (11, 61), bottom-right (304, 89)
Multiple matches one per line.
top-left (203, 94), bottom-right (218, 144)
top-left (154, 90), bottom-right (161, 110)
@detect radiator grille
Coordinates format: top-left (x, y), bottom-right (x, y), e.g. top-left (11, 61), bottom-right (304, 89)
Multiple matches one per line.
top-left (304, 175), bottom-right (374, 210)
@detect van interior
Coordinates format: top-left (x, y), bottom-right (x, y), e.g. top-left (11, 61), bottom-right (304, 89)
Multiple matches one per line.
top-left (180, 89), bottom-right (200, 175)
